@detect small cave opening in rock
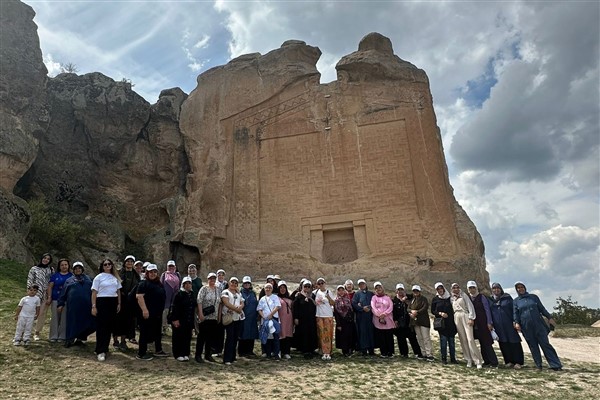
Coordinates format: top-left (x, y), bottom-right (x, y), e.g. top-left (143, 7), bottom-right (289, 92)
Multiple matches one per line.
top-left (169, 241), bottom-right (201, 273)
top-left (322, 228), bottom-right (358, 264)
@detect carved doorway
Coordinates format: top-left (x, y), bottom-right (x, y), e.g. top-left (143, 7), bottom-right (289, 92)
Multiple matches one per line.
top-left (322, 228), bottom-right (358, 264)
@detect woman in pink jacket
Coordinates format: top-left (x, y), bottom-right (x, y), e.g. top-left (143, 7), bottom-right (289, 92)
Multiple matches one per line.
top-left (371, 281), bottom-right (394, 358)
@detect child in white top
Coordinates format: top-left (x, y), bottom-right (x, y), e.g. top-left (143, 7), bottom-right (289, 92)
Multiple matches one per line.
top-left (14, 285), bottom-right (41, 345)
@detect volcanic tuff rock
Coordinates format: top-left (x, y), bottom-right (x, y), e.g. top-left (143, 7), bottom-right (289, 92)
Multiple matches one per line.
top-left (178, 32), bottom-right (488, 292)
top-left (1, 0), bottom-right (487, 295)
top-left (0, 0), bottom-right (49, 258)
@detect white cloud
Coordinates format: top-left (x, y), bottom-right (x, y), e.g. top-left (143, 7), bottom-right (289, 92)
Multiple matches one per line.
top-left (194, 34), bottom-right (211, 49)
top-left (43, 53), bottom-right (61, 77)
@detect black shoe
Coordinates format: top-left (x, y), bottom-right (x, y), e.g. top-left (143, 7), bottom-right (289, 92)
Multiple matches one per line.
top-left (551, 367), bottom-right (563, 371)
top-left (450, 359), bottom-right (459, 364)
top-left (136, 354), bottom-right (154, 361)
top-left (154, 351), bottom-right (169, 357)
top-left (64, 340), bottom-right (73, 348)
top-left (205, 355), bottom-right (216, 362)
top-left (194, 356), bottom-right (205, 363)
top-left (442, 358), bottom-right (448, 365)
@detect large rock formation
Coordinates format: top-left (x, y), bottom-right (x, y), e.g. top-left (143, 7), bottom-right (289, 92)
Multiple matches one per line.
top-left (1, 0), bottom-right (487, 294)
top-left (178, 33), bottom-right (488, 292)
top-left (0, 0), bottom-right (48, 259)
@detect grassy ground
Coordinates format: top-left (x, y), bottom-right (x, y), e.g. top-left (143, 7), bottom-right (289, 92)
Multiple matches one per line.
top-left (0, 259), bottom-right (598, 399)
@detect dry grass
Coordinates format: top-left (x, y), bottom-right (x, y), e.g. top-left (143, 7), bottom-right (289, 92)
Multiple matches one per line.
top-left (1, 259), bottom-right (599, 399)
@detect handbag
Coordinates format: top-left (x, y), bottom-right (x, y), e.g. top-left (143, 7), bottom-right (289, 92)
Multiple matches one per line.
top-left (433, 317), bottom-right (445, 330)
top-left (202, 305), bottom-right (215, 316)
top-left (222, 312), bottom-right (234, 326)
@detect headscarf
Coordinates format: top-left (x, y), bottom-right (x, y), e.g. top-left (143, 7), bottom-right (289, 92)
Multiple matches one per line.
top-left (163, 269), bottom-right (180, 291)
top-left (37, 253), bottom-right (53, 268)
top-left (334, 290), bottom-right (352, 318)
top-left (491, 282), bottom-right (504, 299)
top-left (514, 281), bottom-right (528, 297)
top-left (435, 282), bottom-right (450, 299)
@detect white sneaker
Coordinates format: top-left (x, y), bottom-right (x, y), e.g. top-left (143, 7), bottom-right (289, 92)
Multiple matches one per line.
top-left (322, 354), bottom-right (328, 360)
top-left (183, 356), bottom-right (190, 361)
top-left (33, 335), bottom-right (40, 341)
top-left (97, 353), bottom-right (106, 361)
top-left (284, 354), bottom-right (291, 359)
top-left (13, 341), bottom-right (21, 346)
top-left (176, 356), bottom-right (185, 362)
top-left (476, 363), bottom-right (483, 369)
top-left (466, 361), bottom-right (472, 368)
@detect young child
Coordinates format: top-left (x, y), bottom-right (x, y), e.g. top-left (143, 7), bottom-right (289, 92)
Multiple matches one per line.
top-left (14, 285), bottom-right (41, 346)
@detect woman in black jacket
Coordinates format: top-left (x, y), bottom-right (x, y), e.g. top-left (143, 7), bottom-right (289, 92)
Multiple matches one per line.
top-left (136, 264), bottom-right (167, 360)
top-left (431, 282), bottom-right (458, 364)
top-left (170, 277), bottom-right (196, 361)
top-left (392, 284), bottom-right (422, 358)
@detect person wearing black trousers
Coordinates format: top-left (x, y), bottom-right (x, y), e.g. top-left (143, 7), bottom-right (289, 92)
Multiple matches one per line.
top-left (136, 264), bottom-right (167, 360)
top-left (392, 283), bottom-right (423, 358)
top-left (91, 259), bottom-right (121, 362)
top-left (171, 277), bottom-right (196, 361)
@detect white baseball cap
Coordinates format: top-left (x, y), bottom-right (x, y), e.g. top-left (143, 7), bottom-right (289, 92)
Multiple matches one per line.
top-left (396, 283), bottom-right (405, 290)
top-left (412, 285), bottom-right (421, 292)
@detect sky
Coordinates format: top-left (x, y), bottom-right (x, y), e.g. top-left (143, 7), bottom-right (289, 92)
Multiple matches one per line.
top-left (26, 0), bottom-right (599, 309)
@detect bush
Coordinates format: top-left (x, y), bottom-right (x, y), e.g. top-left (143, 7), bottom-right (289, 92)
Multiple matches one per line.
top-left (27, 199), bottom-right (84, 257)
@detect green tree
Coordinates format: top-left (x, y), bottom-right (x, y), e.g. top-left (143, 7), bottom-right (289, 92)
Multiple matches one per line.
top-left (553, 296), bottom-right (600, 325)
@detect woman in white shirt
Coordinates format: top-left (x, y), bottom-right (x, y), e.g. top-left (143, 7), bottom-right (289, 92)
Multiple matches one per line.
top-left (220, 277), bottom-right (245, 365)
top-left (314, 277), bottom-right (335, 360)
top-left (91, 259), bottom-right (122, 362)
top-left (256, 283), bottom-right (281, 359)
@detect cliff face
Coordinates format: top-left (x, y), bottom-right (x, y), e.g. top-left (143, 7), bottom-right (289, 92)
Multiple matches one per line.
top-left (0, 0), bottom-right (48, 259)
top-left (1, 0), bottom-right (487, 295)
top-left (177, 32), bottom-right (488, 292)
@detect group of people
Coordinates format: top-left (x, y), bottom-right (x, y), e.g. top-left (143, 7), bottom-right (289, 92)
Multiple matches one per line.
top-left (14, 253), bottom-right (563, 371)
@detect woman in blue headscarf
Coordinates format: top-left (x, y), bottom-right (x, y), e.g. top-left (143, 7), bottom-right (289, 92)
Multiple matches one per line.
top-left (513, 281), bottom-right (562, 371)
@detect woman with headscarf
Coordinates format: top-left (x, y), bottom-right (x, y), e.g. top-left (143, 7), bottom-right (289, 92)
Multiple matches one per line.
top-left (409, 285), bottom-right (434, 361)
top-left (352, 279), bottom-right (375, 356)
top-left (47, 258), bottom-right (72, 342)
top-left (194, 272), bottom-right (221, 363)
top-left (371, 282), bottom-right (395, 358)
top-left (91, 258), bottom-right (122, 362)
top-left (160, 260), bottom-right (181, 334)
top-left (136, 264), bottom-right (168, 360)
top-left (238, 276), bottom-right (259, 357)
top-left (58, 261), bottom-right (95, 347)
top-left (392, 283), bottom-right (423, 359)
top-left (27, 253), bottom-right (54, 341)
top-left (113, 255), bottom-right (140, 350)
top-left (292, 280), bottom-right (318, 358)
top-left (513, 281), bottom-right (562, 371)
top-left (344, 280), bottom-right (355, 301)
top-left (490, 282), bottom-right (524, 369)
top-left (467, 280), bottom-right (499, 368)
top-left (334, 285), bottom-right (356, 357)
top-left (450, 282), bottom-right (483, 368)
top-left (431, 282), bottom-right (458, 364)
top-left (170, 276), bottom-right (196, 361)
top-left (277, 281), bottom-right (294, 359)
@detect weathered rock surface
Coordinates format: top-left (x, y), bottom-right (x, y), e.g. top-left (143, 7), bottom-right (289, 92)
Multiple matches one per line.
top-left (15, 72), bottom-right (189, 264)
top-left (0, 0), bottom-right (48, 259)
top-left (178, 32), bottom-right (488, 293)
top-left (1, 1), bottom-right (488, 294)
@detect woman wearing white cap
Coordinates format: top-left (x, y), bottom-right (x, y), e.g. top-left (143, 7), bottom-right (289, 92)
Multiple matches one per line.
top-left (409, 285), bottom-right (434, 361)
top-left (136, 264), bottom-right (168, 360)
top-left (170, 276), bottom-right (195, 361)
top-left (334, 285), bottom-right (356, 357)
top-left (392, 283), bottom-right (423, 358)
top-left (450, 283), bottom-right (483, 368)
top-left (292, 280), bottom-right (318, 358)
top-left (352, 279), bottom-right (375, 356)
top-left (160, 260), bottom-right (181, 334)
top-left (277, 281), bottom-right (294, 359)
top-left (47, 258), bottom-right (73, 342)
top-left (314, 277), bottom-right (335, 360)
top-left (256, 283), bottom-right (282, 359)
top-left (58, 261), bottom-right (94, 347)
top-left (239, 276), bottom-right (259, 357)
top-left (371, 282), bottom-right (394, 358)
top-left (221, 277), bottom-right (245, 365)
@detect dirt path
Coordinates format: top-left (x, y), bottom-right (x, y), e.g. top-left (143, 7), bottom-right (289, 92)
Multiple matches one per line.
top-left (523, 335), bottom-right (600, 363)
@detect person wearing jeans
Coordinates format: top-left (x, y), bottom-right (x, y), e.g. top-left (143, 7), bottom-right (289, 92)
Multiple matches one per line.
top-left (431, 282), bottom-right (458, 364)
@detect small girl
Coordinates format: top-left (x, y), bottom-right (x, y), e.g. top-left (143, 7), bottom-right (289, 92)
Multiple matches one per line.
top-left (14, 285), bottom-right (41, 346)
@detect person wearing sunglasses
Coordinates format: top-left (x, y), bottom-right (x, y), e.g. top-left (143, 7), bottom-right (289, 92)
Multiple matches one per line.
top-left (91, 259), bottom-right (122, 362)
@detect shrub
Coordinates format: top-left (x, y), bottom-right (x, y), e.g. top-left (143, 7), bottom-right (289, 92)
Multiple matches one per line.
top-left (27, 199), bottom-right (84, 257)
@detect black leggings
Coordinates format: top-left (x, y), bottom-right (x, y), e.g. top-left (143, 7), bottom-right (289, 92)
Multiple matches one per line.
top-left (195, 319), bottom-right (218, 358)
